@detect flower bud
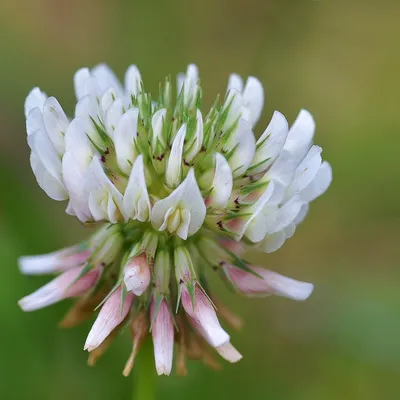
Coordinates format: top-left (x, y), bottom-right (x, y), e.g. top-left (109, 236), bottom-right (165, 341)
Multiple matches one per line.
top-left (174, 246), bottom-right (196, 286)
top-left (90, 225), bottom-right (124, 266)
top-left (123, 254), bottom-right (151, 296)
top-left (154, 249), bottom-right (171, 295)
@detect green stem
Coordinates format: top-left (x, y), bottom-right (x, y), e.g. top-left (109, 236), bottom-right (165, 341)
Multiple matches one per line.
top-left (132, 339), bottom-right (156, 400)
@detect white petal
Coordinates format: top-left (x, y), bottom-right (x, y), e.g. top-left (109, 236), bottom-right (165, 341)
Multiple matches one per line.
top-left (240, 181), bottom-right (275, 241)
top-left (286, 145), bottom-right (322, 199)
top-left (228, 118), bottom-right (256, 178)
top-left (114, 108), bottom-right (139, 174)
top-left (177, 208), bottom-right (191, 239)
top-left (165, 124), bottom-right (186, 187)
top-left (176, 73), bottom-right (185, 94)
top-left (216, 342), bottom-right (242, 363)
top-left (251, 111), bottom-right (289, 174)
top-left (257, 268), bottom-right (314, 300)
top-left (104, 97), bottom-right (124, 137)
top-left (261, 230), bottom-right (287, 253)
top-left (151, 108), bottom-right (167, 150)
top-left (74, 68), bottom-right (91, 100)
top-left (85, 156), bottom-right (124, 222)
top-left (75, 94), bottom-right (97, 119)
top-left (300, 161), bottom-right (332, 203)
top-left (264, 148), bottom-right (299, 188)
top-left (284, 222), bottom-right (296, 239)
top-left (63, 153), bottom-right (92, 221)
top-left (125, 65), bottom-right (142, 96)
top-left (92, 63), bottom-right (123, 95)
top-left (123, 155), bottom-right (151, 222)
top-left (294, 203), bottom-right (309, 225)
top-left (270, 196), bottom-right (303, 234)
top-left (43, 97), bottom-right (68, 155)
top-left (242, 76), bottom-right (264, 126)
top-left (26, 107), bottom-right (45, 137)
top-left (30, 152), bottom-right (68, 200)
top-left (28, 129), bottom-right (63, 184)
top-left (208, 153), bottom-right (233, 209)
top-left (283, 109), bottom-right (315, 164)
top-left (158, 206), bottom-right (175, 232)
top-left (100, 87), bottom-right (119, 114)
top-left (227, 73), bottom-right (243, 93)
top-left (183, 64), bottom-right (199, 107)
top-left (25, 87), bottom-right (47, 117)
top-left (184, 109), bottom-right (203, 163)
top-left (62, 118), bottom-right (94, 221)
top-left (223, 89), bottom-right (243, 130)
top-left (151, 169), bottom-right (206, 239)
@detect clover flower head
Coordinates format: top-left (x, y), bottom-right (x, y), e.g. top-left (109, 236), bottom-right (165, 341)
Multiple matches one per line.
top-left (20, 63), bottom-right (331, 375)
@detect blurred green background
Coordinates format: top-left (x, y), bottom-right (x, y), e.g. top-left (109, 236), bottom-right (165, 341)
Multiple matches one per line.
top-left (1, 0), bottom-right (399, 399)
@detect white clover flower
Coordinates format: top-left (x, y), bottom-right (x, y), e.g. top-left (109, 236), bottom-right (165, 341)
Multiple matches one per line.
top-left (19, 63), bottom-right (332, 375)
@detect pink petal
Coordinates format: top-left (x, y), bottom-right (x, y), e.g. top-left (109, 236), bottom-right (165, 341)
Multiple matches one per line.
top-left (84, 286), bottom-right (134, 351)
top-left (19, 265), bottom-right (100, 312)
top-left (151, 298), bottom-right (174, 376)
top-left (19, 246), bottom-right (91, 275)
top-left (224, 264), bottom-right (314, 300)
top-left (181, 285), bottom-right (229, 347)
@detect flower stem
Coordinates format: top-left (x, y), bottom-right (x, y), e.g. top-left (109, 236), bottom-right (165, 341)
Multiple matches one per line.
top-left (133, 339), bottom-right (156, 400)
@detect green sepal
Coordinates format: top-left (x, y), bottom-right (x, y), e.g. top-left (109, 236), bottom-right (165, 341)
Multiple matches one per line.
top-left (149, 292), bottom-right (163, 331)
top-left (224, 249), bottom-right (262, 278)
top-left (240, 180), bottom-right (269, 195)
top-left (89, 116), bottom-right (112, 149)
top-left (120, 283), bottom-right (129, 317)
top-left (246, 157), bottom-right (271, 174)
top-left (223, 211), bottom-right (253, 221)
top-left (67, 261), bottom-right (95, 291)
top-left (255, 133), bottom-right (271, 150)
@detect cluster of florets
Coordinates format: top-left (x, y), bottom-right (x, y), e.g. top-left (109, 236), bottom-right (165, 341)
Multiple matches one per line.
top-left (19, 63), bottom-right (331, 375)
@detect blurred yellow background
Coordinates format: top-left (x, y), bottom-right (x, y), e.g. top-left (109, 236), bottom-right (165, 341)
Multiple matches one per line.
top-left (1, 1), bottom-right (399, 399)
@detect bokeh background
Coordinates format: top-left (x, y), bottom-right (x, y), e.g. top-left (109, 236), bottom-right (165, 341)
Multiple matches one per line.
top-left (1, 1), bottom-right (399, 399)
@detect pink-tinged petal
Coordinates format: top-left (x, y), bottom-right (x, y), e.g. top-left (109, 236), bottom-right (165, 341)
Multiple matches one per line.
top-left (216, 342), bottom-right (242, 363)
top-left (224, 265), bottom-right (314, 301)
top-left (181, 285), bottom-right (230, 348)
top-left (18, 265), bottom-right (101, 312)
top-left (19, 245), bottom-right (91, 275)
top-left (151, 299), bottom-right (174, 376)
top-left (123, 254), bottom-right (151, 296)
top-left (84, 287), bottom-right (134, 351)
